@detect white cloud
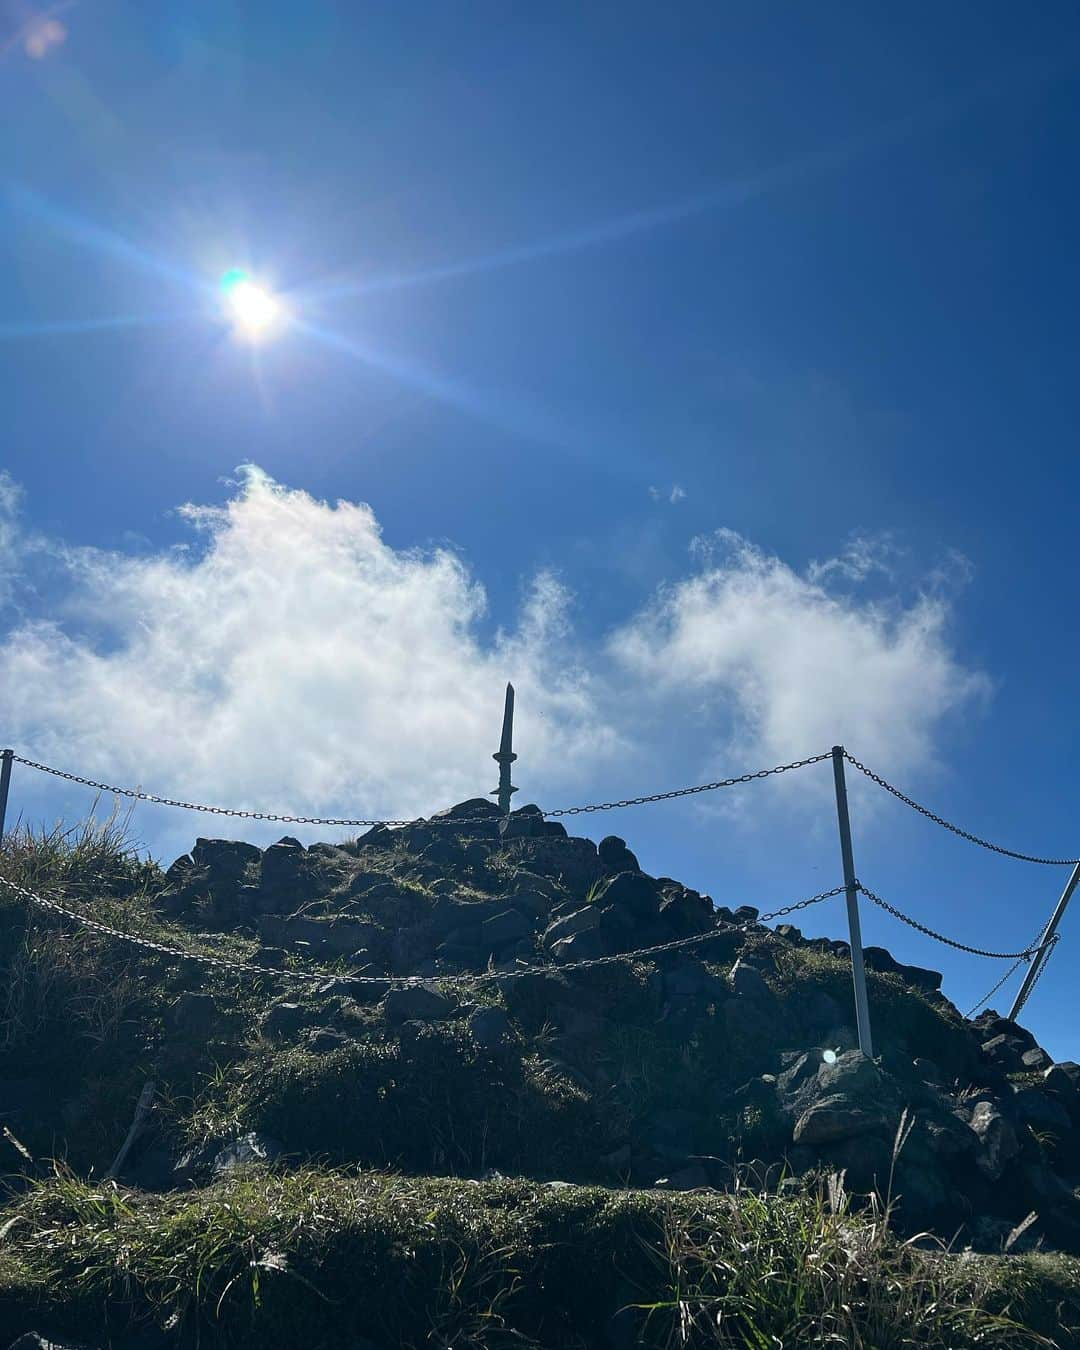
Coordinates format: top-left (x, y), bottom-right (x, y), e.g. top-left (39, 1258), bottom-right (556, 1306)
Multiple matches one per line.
top-left (648, 484), bottom-right (687, 505)
top-left (0, 468), bottom-right (618, 826)
top-left (610, 530), bottom-right (988, 786)
top-left (0, 473), bottom-right (987, 840)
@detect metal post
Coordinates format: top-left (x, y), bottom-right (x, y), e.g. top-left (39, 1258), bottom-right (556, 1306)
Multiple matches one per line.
top-left (831, 746), bottom-right (874, 1058)
top-left (0, 749), bottom-right (12, 844)
top-left (1008, 861), bottom-right (1080, 1021)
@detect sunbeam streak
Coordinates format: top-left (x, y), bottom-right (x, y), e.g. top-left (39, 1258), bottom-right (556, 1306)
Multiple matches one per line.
top-left (5, 185), bottom-right (211, 296)
top-left (0, 313), bottom-right (193, 340)
top-left (297, 318), bottom-right (600, 461)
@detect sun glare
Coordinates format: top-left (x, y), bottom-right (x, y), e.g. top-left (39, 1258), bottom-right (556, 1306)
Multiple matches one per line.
top-left (220, 269), bottom-right (283, 340)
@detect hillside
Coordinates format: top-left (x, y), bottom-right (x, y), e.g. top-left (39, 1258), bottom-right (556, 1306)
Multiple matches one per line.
top-left (1, 801), bottom-right (1078, 1348)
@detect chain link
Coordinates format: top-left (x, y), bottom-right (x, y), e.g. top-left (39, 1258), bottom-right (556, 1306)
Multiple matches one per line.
top-left (855, 882), bottom-right (1048, 961)
top-left (546, 753), bottom-right (833, 816)
top-left (964, 954), bottom-right (1030, 1020)
top-left (1013, 934), bottom-right (1060, 1016)
top-left (10, 750), bottom-right (831, 829)
top-left (843, 752), bottom-right (1080, 867)
top-left (0, 871), bottom-right (845, 989)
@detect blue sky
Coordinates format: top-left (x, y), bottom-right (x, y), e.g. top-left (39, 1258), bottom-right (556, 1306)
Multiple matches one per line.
top-left (2, 1), bottom-right (1080, 1058)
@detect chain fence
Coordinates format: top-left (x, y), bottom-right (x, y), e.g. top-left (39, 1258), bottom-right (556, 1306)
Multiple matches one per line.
top-left (964, 934), bottom-right (1060, 1021)
top-left (3, 743), bottom-right (1076, 1018)
top-left (854, 882), bottom-right (1049, 961)
top-left (843, 752), bottom-right (1080, 867)
top-left (8, 750), bottom-right (831, 829)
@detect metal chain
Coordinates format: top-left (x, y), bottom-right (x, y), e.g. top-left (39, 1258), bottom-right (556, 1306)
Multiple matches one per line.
top-left (0, 870), bottom-right (845, 989)
top-left (964, 954), bottom-right (1029, 1020)
top-left (964, 932), bottom-right (1061, 1021)
top-left (856, 882), bottom-right (1047, 961)
top-left (843, 752), bottom-right (1080, 867)
top-left (1013, 934), bottom-right (1061, 1016)
top-left (10, 750), bottom-right (831, 829)
top-left (546, 753), bottom-right (833, 816)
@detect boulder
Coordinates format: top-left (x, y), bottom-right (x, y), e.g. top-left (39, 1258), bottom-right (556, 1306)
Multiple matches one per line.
top-left (980, 1034), bottom-right (1028, 1073)
top-left (543, 905), bottom-right (601, 947)
top-left (592, 871), bottom-right (661, 919)
top-left (727, 960), bottom-right (772, 1003)
top-left (166, 991), bottom-right (217, 1037)
top-left (383, 982), bottom-right (455, 1025)
top-left (1021, 1047), bottom-right (1053, 1072)
top-left (598, 836), bottom-right (640, 873)
top-left (468, 1005), bottom-right (512, 1049)
top-left (654, 1163), bottom-right (709, 1191)
top-left (793, 1097), bottom-right (885, 1145)
top-left (552, 930), bottom-right (611, 963)
top-left (1012, 1086), bottom-right (1073, 1136)
top-left (969, 1101), bottom-right (1020, 1180)
top-left (212, 1132), bottom-right (282, 1175)
top-left (481, 909), bottom-right (534, 950)
top-left (259, 1002), bottom-right (313, 1041)
top-left (7, 1337), bottom-right (98, 1350)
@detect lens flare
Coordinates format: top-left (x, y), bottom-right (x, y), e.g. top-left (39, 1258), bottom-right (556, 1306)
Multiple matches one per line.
top-left (221, 269), bottom-right (283, 339)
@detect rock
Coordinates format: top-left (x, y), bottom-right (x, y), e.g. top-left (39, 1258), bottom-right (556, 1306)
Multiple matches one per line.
top-left (383, 982), bottom-right (455, 1025)
top-left (191, 837), bottom-right (262, 874)
top-left (7, 1336), bottom-right (98, 1350)
top-left (420, 838), bottom-right (463, 866)
top-left (552, 929), bottom-right (611, 963)
top-left (1044, 1064), bottom-right (1080, 1111)
top-left (980, 1034), bottom-right (1028, 1072)
top-left (793, 1097), bottom-right (885, 1145)
top-left (259, 1002), bottom-right (313, 1040)
top-left (732, 905), bottom-right (760, 926)
top-left (305, 1028), bottom-right (351, 1054)
top-left (816, 1050), bottom-right (880, 1100)
top-left (658, 887), bottom-right (713, 935)
top-left (598, 836), bottom-right (640, 873)
top-left (969, 1101), bottom-right (1020, 1180)
top-left (654, 1163), bottom-right (709, 1190)
top-left (1012, 1086), bottom-right (1073, 1136)
top-left (912, 1057), bottom-right (943, 1084)
top-left (481, 909), bottom-right (534, 950)
top-left (1021, 1047), bottom-right (1053, 1071)
top-left (166, 991), bottom-right (217, 1036)
top-left (544, 905), bottom-right (602, 946)
top-left (212, 1132), bottom-right (283, 1175)
top-left (468, 1005), bottom-right (512, 1049)
top-left (774, 924), bottom-right (803, 943)
top-left (863, 946), bottom-right (943, 993)
top-left (727, 960), bottom-right (773, 1002)
top-left (592, 871), bottom-right (661, 919)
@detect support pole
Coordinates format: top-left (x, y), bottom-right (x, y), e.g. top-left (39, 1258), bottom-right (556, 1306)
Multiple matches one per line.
top-left (831, 746), bottom-right (874, 1058)
top-left (0, 749), bottom-right (12, 844)
top-left (1008, 861), bottom-right (1080, 1021)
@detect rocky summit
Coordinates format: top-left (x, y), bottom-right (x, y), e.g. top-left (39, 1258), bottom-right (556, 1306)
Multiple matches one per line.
top-left (1, 801), bottom-right (1079, 1348)
top-left (125, 799), bottom-right (1080, 1250)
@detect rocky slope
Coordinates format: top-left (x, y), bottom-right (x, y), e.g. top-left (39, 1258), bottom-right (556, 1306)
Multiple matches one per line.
top-left (1, 798), bottom-right (1080, 1347)
top-left (136, 797), bottom-right (1080, 1250)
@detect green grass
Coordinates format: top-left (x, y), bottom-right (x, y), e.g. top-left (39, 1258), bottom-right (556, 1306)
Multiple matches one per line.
top-left (0, 1167), bottom-right (1072, 1350)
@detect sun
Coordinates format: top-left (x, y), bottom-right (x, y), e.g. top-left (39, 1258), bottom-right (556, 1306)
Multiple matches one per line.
top-left (220, 269), bottom-right (284, 340)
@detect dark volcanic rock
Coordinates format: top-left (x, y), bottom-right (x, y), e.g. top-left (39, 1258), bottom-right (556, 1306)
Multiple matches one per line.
top-left (598, 835), bottom-right (640, 873)
top-left (383, 983), bottom-right (456, 1025)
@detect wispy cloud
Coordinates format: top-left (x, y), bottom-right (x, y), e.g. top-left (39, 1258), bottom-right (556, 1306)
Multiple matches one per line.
top-left (649, 483), bottom-right (686, 505)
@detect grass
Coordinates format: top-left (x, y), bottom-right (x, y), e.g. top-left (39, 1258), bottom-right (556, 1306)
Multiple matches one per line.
top-left (0, 1167), bottom-right (1073, 1349)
